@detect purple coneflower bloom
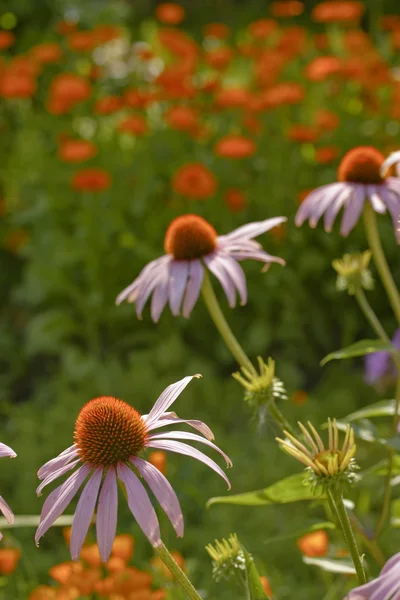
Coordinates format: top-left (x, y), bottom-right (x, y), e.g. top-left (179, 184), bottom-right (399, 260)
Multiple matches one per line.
top-left (365, 328), bottom-right (400, 386)
top-left (344, 552), bottom-right (400, 599)
top-left (35, 375), bottom-right (231, 562)
top-left (295, 146), bottom-right (400, 242)
top-left (0, 443), bottom-right (16, 539)
top-left (116, 214), bottom-right (286, 321)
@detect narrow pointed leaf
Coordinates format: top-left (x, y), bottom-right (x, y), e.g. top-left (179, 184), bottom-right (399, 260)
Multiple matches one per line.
top-left (241, 545), bottom-right (269, 600)
top-left (343, 400), bottom-right (396, 422)
top-left (321, 339), bottom-right (394, 366)
top-left (303, 556), bottom-right (356, 574)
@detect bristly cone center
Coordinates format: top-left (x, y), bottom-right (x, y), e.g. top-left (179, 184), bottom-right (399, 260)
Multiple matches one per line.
top-left (74, 397), bottom-right (147, 466)
top-left (164, 214), bottom-right (217, 260)
top-left (338, 146), bottom-right (385, 184)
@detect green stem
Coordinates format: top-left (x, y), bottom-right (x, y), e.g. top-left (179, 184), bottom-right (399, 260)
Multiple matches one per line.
top-left (354, 288), bottom-right (392, 345)
top-left (327, 490), bottom-right (366, 585)
top-left (200, 270), bottom-right (256, 376)
top-left (363, 204), bottom-right (400, 324)
top-left (269, 399), bottom-right (294, 435)
top-left (155, 542), bottom-right (202, 600)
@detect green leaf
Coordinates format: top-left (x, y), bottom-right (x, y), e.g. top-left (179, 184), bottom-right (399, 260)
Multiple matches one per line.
top-left (333, 420), bottom-right (386, 445)
top-left (303, 556), bottom-right (356, 574)
top-left (207, 473), bottom-right (324, 508)
top-left (321, 339), bottom-right (394, 366)
top-left (386, 435), bottom-right (400, 452)
top-left (343, 400), bottom-right (396, 422)
top-left (241, 545), bottom-right (269, 600)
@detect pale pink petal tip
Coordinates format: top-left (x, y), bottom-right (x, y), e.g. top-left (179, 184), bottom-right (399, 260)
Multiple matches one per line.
top-left (0, 496), bottom-right (14, 524)
top-left (0, 443), bottom-right (17, 459)
top-left (381, 151), bottom-right (400, 177)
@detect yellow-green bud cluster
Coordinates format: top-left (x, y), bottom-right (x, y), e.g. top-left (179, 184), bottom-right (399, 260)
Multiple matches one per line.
top-left (332, 251), bottom-right (373, 295)
top-left (233, 357), bottom-right (287, 410)
top-left (206, 534), bottom-right (246, 583)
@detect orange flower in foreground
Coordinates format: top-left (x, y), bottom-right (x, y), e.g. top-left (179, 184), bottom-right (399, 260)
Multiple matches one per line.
top-left (80, 544), bottom-right (102, 567)
top-left (215, 135), bottom-right (256, 159)
top-left (287, 125), bottom-right (318, 143)
top-left (0, 31), bottom-right (15, 50)
top-left (165, 105), bottom-right (198, 132)
top-left (118, 114), bottom-right (148, 136)
top-left (311, 1), bottom-right (364, 23)
top-left (59, 139), bottom-right (97, 163)
top-left (316, 146), bottom-right (339, 164)
top-left (172, 163), bottom-right (217, 199)
top-left (49, 561), bottom-right (82, 584)
top-left (29, 585), bottom-right (57, 600)
top-left (71, 168), bottom-right (111, 192)
top-left (203, 23), bottom-right (231, 39)
top-left (297, 530), bottom-right (329, 557)
top-left (248, 19), bottom-right (277, 39)
top-left (260, 576), bottom-right (273, 597)
top-left (148, 451), bottom-right (167, 475)
top-left (0, 548), bottom-right (20, 575)
top-left (94, 95), bottom-right (122, 114)
top-left (224, 189), bottom-right (248, 212)
top-left (110, 534), bottom-right (134, 563)
top-left (155, 3), bottom-right (185, 25)
top-left (270, 1), bottom-right (304, 17)
top-left (305, 56), bottom-right (342, 81)
top-left (31, 43), bottom-right (63, 64)
top-left (0, 73), bottom-right (36, 98)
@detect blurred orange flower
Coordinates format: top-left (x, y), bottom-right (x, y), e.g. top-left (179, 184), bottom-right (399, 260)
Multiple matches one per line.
top-left (3, 229), bottom-right (30, 254)
top-left (94, 24), bottom-right (121, 44)
top-left (67, 31), bottom-right (97, 53)
top-left (29, 585), bottom-right (57, 599)
top-left (94, 95), bottom-right (122, 114)
top-left (270, 1), bottom-right (304, 17)
top-left (79, 543), bottom-right (102, 567)
top-left (151, 552), bottom-right (185, 578)
top-left (0, 73), bottom-right (36, 98)
top-left (71, 168), bottom-right (111, 192)
top-left (291, 390), bottom-right (308, 405)
top-left (260, 576), bottom-right (273, 597)
top-left (262, 82), bottom-right (305, 109)
top-left (49, 561), bottom-right (82, 584)
top-left (155, 3), bottom-right (185, 25)
top-left (172, 163), bottom-right (217, 199)
top-left (118, 115), bottom-right (148, 135)
top-left (316, 146), bottom-right (339, 164)
top-left (297, 530), bottom-right (329, 557)
top-left (148, 451), bottom-right (167, 475)
top-left (248, 19), bottom-right (277, 39)
top-left (0, 548), bottom-right (20, 575)
top-left (204, 47), bottom-right (233, 70)
top-left (214, 87), bottom-right (251, 109)
top-left (165, 105), bottom-right (198, 132)
top-left (304, 56), bottom-right (342, 81)
top-left (110, 534), bottom-right (135, 563)
top-left (59, 139), bottom-right (97, 163)
top-left (31, 43), bottom-right (63, 64)
top-left (50, 73), bottom-right (91, 106)
top-left (158, 28), bottom-right (198, 59)
top-left (287, 125), bottom-right (318, 143)
top-left (124, 88), bottom-right (156, 108)
top-left (54, 20), bottom-right (76, 36)
top-left (0, 31), bottom-right (15, 50)
top-left (311, 1), bottom-right (364, 23)
top-left (214, 135), bottom-right (256, 159)
top-left (315, 108), bottom-right (340, 131)
top-left (203, 23), bottom-right (230, 39)
top-left (224, 189), bottom-right (248, 213)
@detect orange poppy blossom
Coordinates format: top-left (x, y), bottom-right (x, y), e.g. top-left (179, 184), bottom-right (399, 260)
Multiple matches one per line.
top-left (297, 530), bottom-right (329, 557)
top-left (314, 108), bottom-right (340, 131)
top-left (214, 134), bottom-right (256, 159)
top-left (248, 19), bottom-right (278, 39)
top-left (287, 125), bottom-right (319, 143)
top-left (315, 146), bottom-right (339, 164)
top-left (203, 23), bottom-right (231, 40)
top-left (204, 47), bottom-right (234, 71)
top-left (0, 548), bottom-right (21, 575)
top-left (172, 163), bottom-right (217, 199)
top-left (270, 1), bottom-right (304, 17)
top-left (71, 168), bottom-right (111, 192)
top-left (155, 3), bottom-right (185, 25)
top-left (94, 95), bottom-right (122, 114)
top-left (214, 87), bottom-right (251, 109)
top-left (223, 188), bottom-right (248, 212)
top-left (50, 73), bottom-right (91, 107)
top-left (0, 72), bottom-right (37, 98)
top-left (311, 1), bottom-right (364, 24)
top-left (67, 31), bottom-right (98, 53)
top-left (0, 31), bottom-right (15, 50)
top-left (304, 56), bottom-right (342, 82)
top-left (164, 105), bottom-right (198, 132)
top-left (58, 139), bottom-right (97, 163)
top-left (117, 114), bottom-right (148, 135)
top-left (30, 42), bottom-right (63, 64)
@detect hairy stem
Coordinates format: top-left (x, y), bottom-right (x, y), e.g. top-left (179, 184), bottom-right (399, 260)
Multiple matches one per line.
top-left (156, 542), bottom-right (202, 600)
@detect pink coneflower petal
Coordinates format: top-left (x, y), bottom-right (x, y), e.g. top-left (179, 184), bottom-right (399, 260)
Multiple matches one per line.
top-left (340, 186), bottom-right (365, 236)
top-left (117, 463), bottom-right (161, 547)
top-left (182, 260), bottom-right (204, 318)
top-left (136, 260), bottom-right (172, 317)
top-left (35, 464), bottom-right (91, 545)
top-left (219, 255), bottom-right (247, 305)
top-left (367, 186), bottom-right (387, 214)
top-left (225, 250), bottom-right (285, 267)
top-left (146, 439), bottom-right (231, 489)
top-left (148, 431), bottom-right (232, 467)
top-left (381, 151), bottom-right (400, 176)
top-left (37, 458), bottom-right (81, 496)
top-left (218, 217), bottom-right (287, 243)
top-left (151, 268), bottom-right (170, 323)
top-left (169, 261), bottom-right (189, 315)
top-left (0, 444), bottom-right (16, 458)
top-left (96, 466), bottom-right (118, 563)
top-left (323, 187), bottom-right (351, 231)
top-left (145, 375), bottom-right (198, 428)
top-left (204, 254), bottom-right (236, 307)
top-left (146, 412), bottom-right (214, 440)
top-left (295, 183), bottom-right (342, 226)
top-left (311, 184), bottom-right (348, 228)
top-left (0, 496), bottom-right (14, 524)
top-left (116, 256), bottom-right (170, 306)
top-left (381, 189), bottom-right (400, 242)
top-left (70, 467), bottom-right (103, 560)
top-left (386, 177), bottom-right (400, 195)
top-left (132, 457), bottom-right (184, 537)
top-left (38, 446), bottom-right (78, 480)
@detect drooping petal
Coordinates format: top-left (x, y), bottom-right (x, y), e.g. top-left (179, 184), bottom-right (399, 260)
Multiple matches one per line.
top-left (380, 151), bottom-right (400, 177)
top-left (216, 254), bottom-right (247, 306)
top-left (218, 217), bottom-right (287, 244)
top-left (148, 431), bottom-right (232, 467)
top-left (168, 260), bottom-right (189, 316)
top-left (385, 176), bottom-right (400, 196)
top-left (146, 439), bottom-right (231, 489)
top-left (38, 446), bottom-right (78, 480)
top-left (145, 412), bottom-right (214, 440)
top-left (150, 267), bottom-right (170, 323)
top-left (37, 459), bottom-right (81, 496)
top-left (323, 186), bottom-right (352, 231)
top-left (310, 183), bottom-right (351, 228)
top-left (145, 375), bottom-right (199, 428)
top-left (340, 186), bottom-right (365, 236)
top-left (380, 188), bottom-right (400, 243)
top-left (182, 260), bottom-right (204, 318)
top-left (0, 496), bottom-right (14, 524)
top-left (204, 254), bottom-right (236, 307)
top-left (97, 466), bottom-right (118, 563)
top-left (295, 183), bottom-right (344, 227)
top-left (116, 256), bottom-right (170, 305)
top-left (367, 185), bottom-right (387, 214)
top-left (117, 463), bottom-right (161, 547)
top-left (70, 467), bottom-right (103, 561)
top-left (132, 457), bottom-right (184, 537)
top-left (135, 258), bottom-right (172, 318)
top-left (35, 464), bottom-right (92, 545)
top-left (0, 444), bottom-right (16, 459)
top-left (225, 250), bottom-right (285, 266)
